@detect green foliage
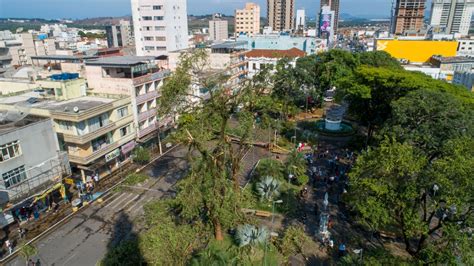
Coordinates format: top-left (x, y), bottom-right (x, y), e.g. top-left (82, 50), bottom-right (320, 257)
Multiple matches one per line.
top-left (132, 147), bottom-right (151, 165)
top-left (140, 200), bottom-right (209, 265)
top-left (101, 240), bottom-right (144, 266)
top-left (235, 224), bottom-right (269, 247)
top-left (123, 173), bottom-right (148, 186)
top-left (255, 176), bottom-right (281, 202)
top-left (254, 158), bottom-right (285, 182)
top-left (340, 247), bottom-right (411, 266)
top-left (78, 30), bottom-right (106, 39)
top-left (358, 51), bottom-right (402, 69)
top-left (277, 225), bottom-right (313, 258)
top-left (18, 243), bottom-right (37, 263)
top-left (381, 88), bottom-right (474, 158)
top-left (285, 150), bottom-right (309, 186)
top-left (348, 138), bottom-right (473, 263)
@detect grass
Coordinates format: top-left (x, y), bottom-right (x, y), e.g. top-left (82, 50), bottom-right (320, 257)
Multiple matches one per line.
top-left (123, 173), bottom-right (149, 186)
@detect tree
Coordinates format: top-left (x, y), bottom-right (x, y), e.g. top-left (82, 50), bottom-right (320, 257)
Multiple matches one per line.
top-left (256, 176), bottom-right (280, 201)
top-left (158, 49), bottom-right (274, 241)
top-left (347, 138), bottom-right (473, 263)
top-left (254, 158), bottom-right (285, 181)
top-left (358, 51), bottom-right (402, 69)
top-left (132, 147), bottom-right (151, 165)
top-left (235, 224), bottom-right (269, 247)
top-left (285, 150), bottom-right (308, 186)
top-left (380, 89), bottom-right (474, 160)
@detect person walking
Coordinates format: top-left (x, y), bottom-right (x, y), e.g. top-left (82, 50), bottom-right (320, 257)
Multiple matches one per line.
top-left (5, 239), bottom-right (12, 254)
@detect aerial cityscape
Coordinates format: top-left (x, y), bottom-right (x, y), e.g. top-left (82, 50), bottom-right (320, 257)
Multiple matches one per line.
top-left (0, 0), bottom-right (473, 265)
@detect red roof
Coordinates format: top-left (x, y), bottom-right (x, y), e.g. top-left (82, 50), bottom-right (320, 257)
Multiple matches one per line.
top-left (245, 48), bottom-right (306, 59)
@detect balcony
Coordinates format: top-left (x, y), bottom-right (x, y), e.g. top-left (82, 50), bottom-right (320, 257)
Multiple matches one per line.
top-left (133, 69), bottom-right (171, 86)
top-left (138, 109), bottom-right (157, 122)
top-left (136, 90), bottom-right (160, 104)
top-left (62, 122), bottom-right (116, 145)
top-left (68, 141), bottom-right (120, 165)
top-left (138, 123), bottom-right (157, 139)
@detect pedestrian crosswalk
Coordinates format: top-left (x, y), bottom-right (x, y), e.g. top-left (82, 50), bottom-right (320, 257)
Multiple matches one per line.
top-left (98, 190), bottom-right (158, 219)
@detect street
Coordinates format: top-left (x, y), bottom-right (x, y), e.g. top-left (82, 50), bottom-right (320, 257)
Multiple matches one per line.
top-left (6, 146), bottom-right (189, 266)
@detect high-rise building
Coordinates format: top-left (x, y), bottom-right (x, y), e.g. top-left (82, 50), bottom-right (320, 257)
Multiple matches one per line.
top-left (296, 9), bottom-right (306, 31)
top-left (319, 5), bottom-right (336, 43)
top-left (235, 3), bottom-right (261, 36)
top-left (320, 0), bottom-right (340, 33)
top-left (209, 14), bottom-right (229, 41)
top-left (430, 0), bottom-right (474, 36)
top-left (267, 0), bottom-right (295, 32)
top-left (391, 0), bottom-right (426, 35)
top-left (106, 20), bottom-right (134, 48)
top-left (131, 0), bottom-right (189, 56)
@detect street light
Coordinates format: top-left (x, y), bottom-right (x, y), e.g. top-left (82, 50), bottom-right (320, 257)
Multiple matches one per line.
top-left (264, 199), bottom-right (283, 266)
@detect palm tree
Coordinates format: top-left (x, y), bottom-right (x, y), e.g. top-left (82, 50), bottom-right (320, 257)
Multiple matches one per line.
top-left (236, 224), bottom-right (269, 247)
top-left (256, 176), bottom-right (280, 201)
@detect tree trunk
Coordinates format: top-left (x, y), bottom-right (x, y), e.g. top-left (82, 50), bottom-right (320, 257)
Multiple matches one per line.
top-left (213, 218), bottom-right (224, 241)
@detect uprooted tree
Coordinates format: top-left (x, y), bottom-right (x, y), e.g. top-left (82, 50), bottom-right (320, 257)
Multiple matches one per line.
top-left (158, 48), bottom-right (274, 240)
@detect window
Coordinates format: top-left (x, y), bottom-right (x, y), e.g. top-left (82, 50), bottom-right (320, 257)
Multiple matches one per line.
top-left (119, 125), bottom-right (131, 137)
top-left (117, 107), bottom-right (129, 118)
top-left (143, 26), bottom-right (152, 31)
top-left (91, 133), bottom-right (112, 152)
top-left (58, 120), bottom-right (73, 131)
top-left (153, 5), bottom-right (162, 10)
top-left (154, 16), bottom-right (164, 21)
top-left (155, 36), bottom-right (166, 41)
top-left (145, 46), bottom-right (155, 51)
top-left (2, 165), bottom-right (27, 188)
top-left (142, 16), bottom-right (152, 21)
top-left (155, 26), bottom-right (165, 31)
top-left (144, 36), bottom-right (154, 41)
top-left (56, 88), bottom-right (63, 97)
top-left (88, 113), bottom-right (109, 132)
top-left (0, 141), bottom-right (21, 162)
top-left (156, 46), bottom-right (166, 51)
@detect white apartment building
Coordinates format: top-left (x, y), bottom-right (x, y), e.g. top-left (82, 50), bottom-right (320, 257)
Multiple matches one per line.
top-left (430, 0), bottom-right (474, 36)
top-left (235, 3), bottom-right (261, 36)
top-left (131, 0), bottom-right (189, 56)
top-left (209, 18), bottom-right (229, 42)
top-left (296, 9), bottom-right (306, 31)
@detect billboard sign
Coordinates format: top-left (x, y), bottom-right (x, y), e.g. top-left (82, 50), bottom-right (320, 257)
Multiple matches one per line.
top-left (320, 13), bottom-right (332, 34)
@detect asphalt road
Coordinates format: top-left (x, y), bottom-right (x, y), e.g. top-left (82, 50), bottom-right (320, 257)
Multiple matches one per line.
top-left (7, 146), bottom-right (189, 266)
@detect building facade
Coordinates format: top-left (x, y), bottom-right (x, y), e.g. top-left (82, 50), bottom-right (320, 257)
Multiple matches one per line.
top-left (295, 9), bottom-right (306, 32)
top-left (392, 0), bottom-right (426, 35)
top-left (85, 56), bottom-right (172, 143)
top-left (237, 33), bottom-right (324, 55)
top-left (246, 48), bottom-right (305, 77)
top-left (457, 38), bottom-right (474, 55)
top-left (0, 115), bottom-right (70, 205)
top-left (209, 17), bottom-right (229, 42)
top-left (131, 0), bottom-right (189, 56)
top-left (453, 70), bottom-right (474, 91)
top-left (235, 3), bottom-right (261, 36)
top-left (430, 0), bottom-right (474, 36)
top-left (267, 0), bottom-right (294, 32)
top-left (106, 20), bottom-right (135, 48)
top-left (320, 0), bottom-right (340, 33)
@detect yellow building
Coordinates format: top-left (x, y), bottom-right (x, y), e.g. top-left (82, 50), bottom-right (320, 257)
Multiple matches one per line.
top-left (375, 39), bottom-right (458, 64)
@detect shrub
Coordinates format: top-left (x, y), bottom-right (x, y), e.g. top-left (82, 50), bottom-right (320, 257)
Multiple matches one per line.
top-left (133, 147), bottom-right (151, 165)
top-left (255, 176), bottom-right (280, 201)
top-left (254, 159), bottom-right (285, 181)
top-left (235, 224), bottom-right (269, 247)
top-left (124, 173), bottom-right (149, 186)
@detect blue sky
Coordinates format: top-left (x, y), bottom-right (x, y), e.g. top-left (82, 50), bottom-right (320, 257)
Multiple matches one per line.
top-left (0, 0), bottom-right (398, 19)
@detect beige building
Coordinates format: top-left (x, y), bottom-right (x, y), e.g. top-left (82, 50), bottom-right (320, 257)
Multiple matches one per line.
top-left (0, 33), bottom-right (56, 66)
top-left (85, 56), bottom-right (172, 143)
top-left (235, 3), bottom-right (261, 36)
top-left (0, 80), bottom-right (135, 181)
top-left (209, 17), bottom-right (229, 42)
top-left (267, 0), bottom-right (294, 32)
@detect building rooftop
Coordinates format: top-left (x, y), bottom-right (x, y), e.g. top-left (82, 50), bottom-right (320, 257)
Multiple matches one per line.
top-left (0, 91), bottom-right (116, 115)
top-left (245, 48), bottom-right (306, 59)
top-left (211, 41), bottom-right (248, 49)
top-left (431, 56), bottom-right (474, 64)
top-left (85, 56), bottom-right (158, 67)
top-left (31, 54), bottom-right (99, 61)
top-left (0, 112), bottom-right (48, 136)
